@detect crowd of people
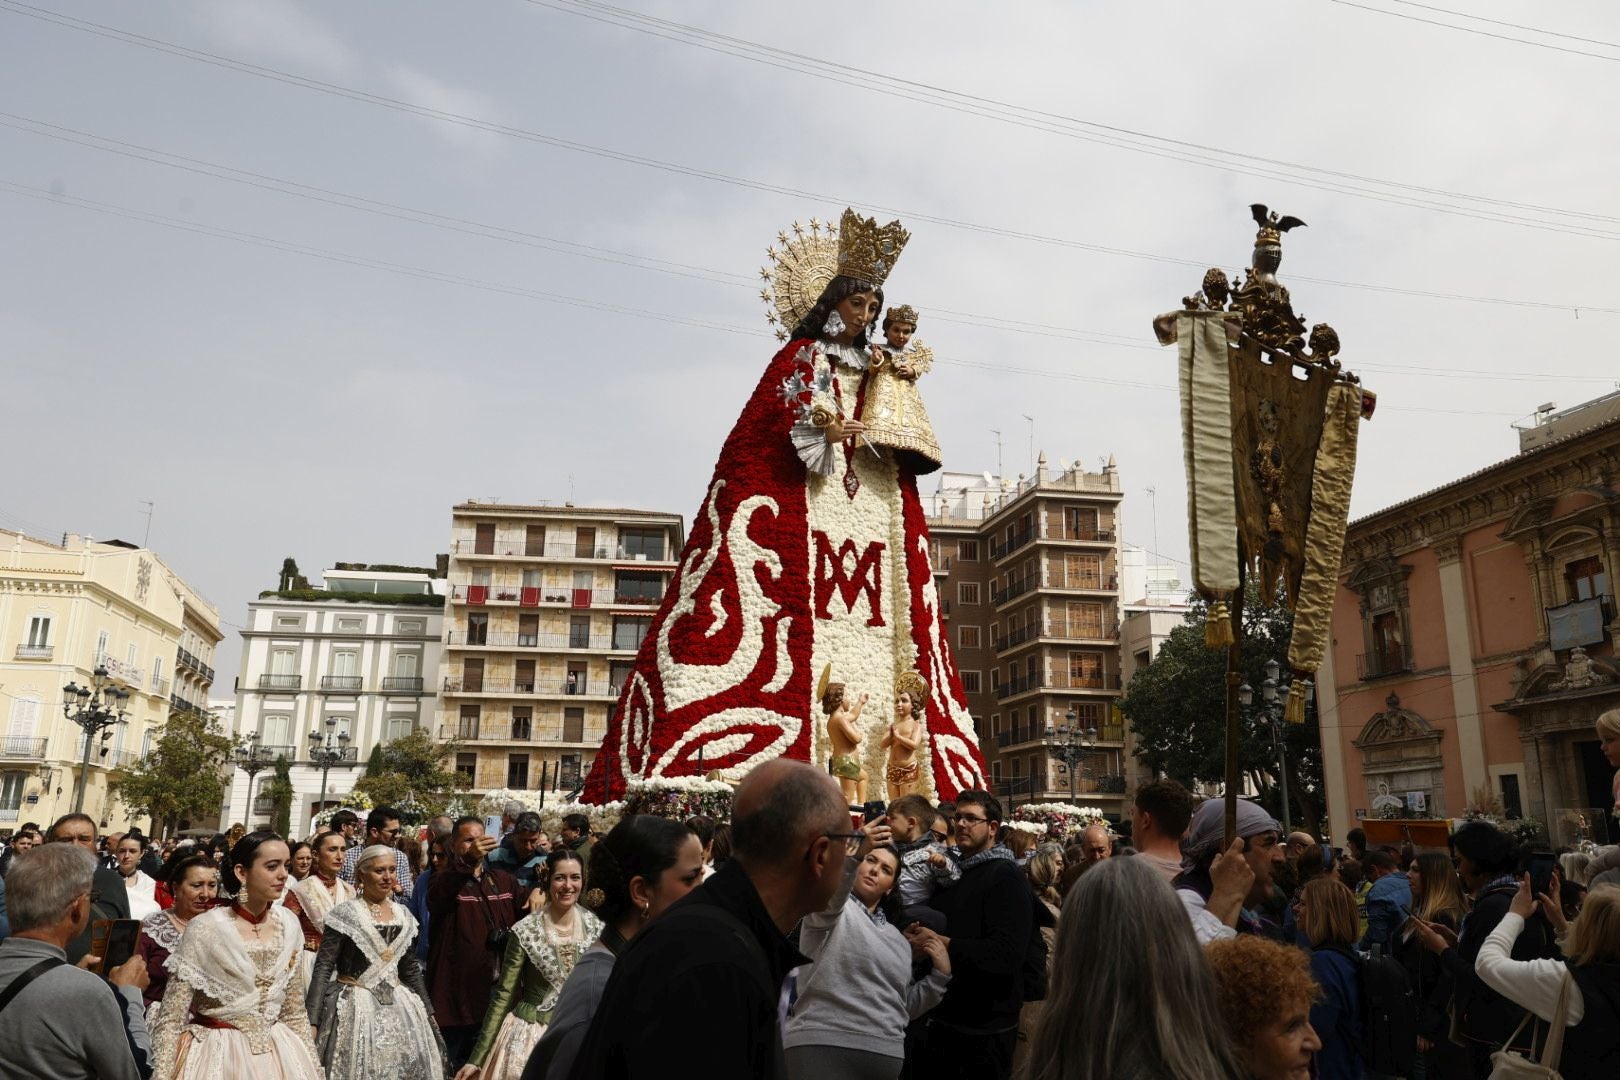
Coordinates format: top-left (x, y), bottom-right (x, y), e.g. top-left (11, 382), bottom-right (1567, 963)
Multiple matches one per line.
top-left (2, 743), bottom-right (1620, 1078)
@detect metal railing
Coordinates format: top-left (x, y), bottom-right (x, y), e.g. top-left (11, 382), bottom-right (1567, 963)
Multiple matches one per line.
top-left (989, 526), bottom-right (1036, 561)
top-left (1053, 526), bottom-right (1115, 543)
top-left (0, 736), bottom-right (48, 760)
top-left (445, 631), bottom-right (620, 650)
top-left (437, 723), bottom-right (596, 744)
top-left (13, 644), bottom-right (52, 660)
top-left (993, 670), bottom-right (1120, 699)
top-left (451, 536), bottom-right (676, 562)
top-left (1046, 571), bottom-right (1118, 592)
top-left (1356, 649), bottom-right (1413, 680)
top-left (992, 623), bottom-right (1040, 652)
top-left (258, 674), bottom-right (302, 691)
top-left (321, 675), bottom-right (363, 691)
top-left (170, 693), bottom-right (209, 718)
top-left (176, 647), bottom-right (215, 682)
top-left (443, 678), bottom-right (618, 697)
top-left (382, 676), bottom-right (425, 692)
top-left (990, 576), bottom-right (1037, 606)
top-left (151, 675), bottom-right (171, 697)
top-left (995, 723), bottom-right (1125, 749)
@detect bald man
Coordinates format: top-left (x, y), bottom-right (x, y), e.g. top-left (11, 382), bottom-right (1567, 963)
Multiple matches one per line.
top-left (1285, 831), bottom-right (1316, 863)
top-left (570, 761), bottom-right (858, 1079)
top-left (1077, 824), bottom-right (1113, 865)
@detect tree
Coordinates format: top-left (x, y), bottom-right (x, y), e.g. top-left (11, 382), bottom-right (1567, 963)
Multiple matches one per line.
top-left (262, 755), bottom-right (294, 837)
top-left (1119, 585), bottom-right (1325, 834)
top-left (364, 743), bottom-right (385, 775)
top-left (353, 730), bottom-right (467, 821)
top-left (108, 711), bottom-right (236, 838)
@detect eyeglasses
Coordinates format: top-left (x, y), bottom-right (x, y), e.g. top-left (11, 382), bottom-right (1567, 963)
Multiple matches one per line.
top-left (823, 831), bottom-right (866, 856)
top-left (952, 814), bottom-right (989, 826)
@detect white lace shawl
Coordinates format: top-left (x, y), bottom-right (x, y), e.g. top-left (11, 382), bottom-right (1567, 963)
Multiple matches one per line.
top-left (169, 905), bottom-right (301, 1021)
top-left (293, 874), bottom-right (353, 929)
top-left (140, 909), bottom-right (185, 958)
top-left (510, 907), bottom-right (603, 1013)
top-left (322, 899), bottom-right (418, 992)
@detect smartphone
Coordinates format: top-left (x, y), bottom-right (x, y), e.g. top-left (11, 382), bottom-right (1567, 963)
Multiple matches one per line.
top-left (93, 918), bottom-right (142, 971)
top-left (862, 800), bottom-right (888, 823)
top-left (1528, 850), bottom-right (1557, 897)
top-left (483, 814), bottom-right (504, 839)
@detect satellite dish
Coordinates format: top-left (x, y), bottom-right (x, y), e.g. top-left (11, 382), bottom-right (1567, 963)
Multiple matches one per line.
top-left (982, 471), bottom-right (995, 486)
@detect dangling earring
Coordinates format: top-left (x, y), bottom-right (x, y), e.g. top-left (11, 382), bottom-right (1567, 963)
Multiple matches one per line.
top-left (639, 900), bottom-right (650, 920)
top-left (822, 309), bottom-right (846, 337)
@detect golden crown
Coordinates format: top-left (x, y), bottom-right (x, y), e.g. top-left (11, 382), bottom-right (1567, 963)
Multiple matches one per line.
top-left (837, 208), bottom-right (909, 285)
top-left (896, 670), bottom-right (928, 701)
top-left (886, 304), bottom-right (919, 327)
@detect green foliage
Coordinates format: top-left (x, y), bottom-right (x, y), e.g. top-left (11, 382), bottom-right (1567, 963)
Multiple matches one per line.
top-left (353, 730), bottom-right (467, 820)
top-left (262, 755), bottom-right (294, 837)
top-left (278, 558), bottom-right (310, 592)
top-left (108, 711), bottom-right (237, 838)
top-left (1119, 585), bottom-right (1325, 832)
top-left (333, 562), bottom-right (441, 577)
top-left (257, 588), bottom-right (441, 606)
top-left (364, 743), bottom-right (385, 774)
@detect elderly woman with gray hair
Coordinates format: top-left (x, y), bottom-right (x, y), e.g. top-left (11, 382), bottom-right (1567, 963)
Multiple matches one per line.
top-left (307, 844), bottom-right (446, 1079)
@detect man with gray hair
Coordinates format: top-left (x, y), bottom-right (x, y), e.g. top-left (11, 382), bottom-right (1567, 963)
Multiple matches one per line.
top-left (0, 845), bottom-right (152, 1079)
top-left (571, 759), bottom-right (856, 1079)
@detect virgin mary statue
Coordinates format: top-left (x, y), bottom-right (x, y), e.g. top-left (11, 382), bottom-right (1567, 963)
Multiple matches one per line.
top-left (586, 210), bottom-right (987, 802)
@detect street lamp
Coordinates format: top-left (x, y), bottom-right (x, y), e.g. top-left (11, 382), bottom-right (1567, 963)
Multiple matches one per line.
top-left (307, 716), bottom-right (353, 817)
top-left (1239, 658), bottom-right (1296, 834)
top-left (63, 667), bottom-right (131, 813)
top-left (1044, 708), bottom-right (1098, 804)
top-left (232, 732), bottom-right (276, 822)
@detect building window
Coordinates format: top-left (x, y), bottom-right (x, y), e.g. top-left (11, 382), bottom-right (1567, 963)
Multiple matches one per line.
top-left (95, 629), bottom-right (109, 662)
top-left (511, 706), bottom-right (533, 741)
top-left (569, 616), bottom-right (592, 649)
top-left (959, 626), bottom-right (981, 650)
top-left (274, 615), bottom-right (302, 631)
top-left (455, 753), bottom-right (477, 784)
top-left (127, 643), bottom-right (138, 669)
top-left (619, 528), bottom-right (666, 561)
top-left (396, 618), bottom-right (424, 636)
top-left (385, 715), bottom-right (415, 741)
top-left (1068, 652), bottom-right (1105, 688)
top-left (558, 754), bottom-right (582, 786)
top-left (1500, 773), bottom-right (1523, 819)
top-left (25, 616), bottom-right (50, 648)
top-left (507, 754), bottom-right (530, 789)
top-left (612, 617), bottom-right (650, 651)
top-left (0, 771), bottom-right (26, 814)
top-left (152, 656), bottom-right (163, 685)
top-left (1566, 555), bottom-right (1609, 602)
top-left (615, 571), bottom-right (664, 604)
top-left (1065, 506), bottom-right (1100, 540)
top-left (262, 714), bottom-right (292, 749)
top-left (957, 539), bottom-right (979, 562)
top-left (336, 616), bottom-right (364, 633)
top-left (466, 613), bottom-right (489, 646)
top-left (525, 524), bottom-right (547, 557)
top-left (990, 713), bottom-right (1001, 735)
top-left (563, 708), bottom-right (585, 743)
top-left (957, 582), bottom-right (981, 605)
top-left (458, 704), bottom-right (480, 739)
top-left (961, 670), bottom-right (982, 694)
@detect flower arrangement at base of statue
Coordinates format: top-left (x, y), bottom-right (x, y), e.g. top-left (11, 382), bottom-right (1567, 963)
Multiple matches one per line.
top-left (623, 777), bottom-right (734, 822)
top-left (1006, 820), bottom-right (1048, 838)
top-left (581, 209), bottom-right (988, 806)
top-left (539, 801), bottom-right (625, 838)
top-left (312, 793), bottom-right (372, 832)
top-left (477, 789), bottom-right (542, 816)
top-left (1013, 802), bottom-right (1109, 841)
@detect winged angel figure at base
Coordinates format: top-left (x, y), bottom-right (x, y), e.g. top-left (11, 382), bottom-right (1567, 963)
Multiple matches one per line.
top-left (585, 210), bottom-right (987, 803)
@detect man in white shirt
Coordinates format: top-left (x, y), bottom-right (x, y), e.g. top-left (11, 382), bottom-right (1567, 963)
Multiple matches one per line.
top-left (1174, 797), bottom-right (1285, 943)
top-left (1130, 778), bottom-right (1195, 884)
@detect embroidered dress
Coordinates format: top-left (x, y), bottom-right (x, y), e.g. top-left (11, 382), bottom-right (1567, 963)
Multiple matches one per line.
top-left (150, 905), bottom-right (323, 1080)
top-left (586, 336), bottom-right (987, 803)
top-left (285, 873), bottom-right (355, 995)
top-left (465, 906), bottom-right (602, 1080)
top-left (307, 899), bottom-right (443, 1080)
top-left (137, 908), bottom-right (188, 1020)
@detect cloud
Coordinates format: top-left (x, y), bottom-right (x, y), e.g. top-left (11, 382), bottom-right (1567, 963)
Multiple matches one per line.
top-left (190, 0), bottom-right (357, 76)
top-left (384, 65), bottom-right (505, 157)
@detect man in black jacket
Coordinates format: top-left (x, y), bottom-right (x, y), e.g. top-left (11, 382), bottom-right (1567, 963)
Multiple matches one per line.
top-left (44, 813), bottom-right (131, 963)
top-left (904, 789), bottom-right (1032, 1080)
top-left (568, 760), bottom-right (852, 1080)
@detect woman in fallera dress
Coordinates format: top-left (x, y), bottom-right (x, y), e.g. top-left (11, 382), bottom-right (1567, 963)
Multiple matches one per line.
top-left (456, 849), bottom-right (600, 1080)
top-left (307, 845), bottom-right (445, 1080)
top-left (285, 829), bottom-right (355, 994)
top-left (135, 853), bottom-right (219, 1022)
top-left (150, 831), bottom-right (324, 1080)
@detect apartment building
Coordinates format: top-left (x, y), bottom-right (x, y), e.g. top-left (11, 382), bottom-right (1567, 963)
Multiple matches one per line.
top-left (0, 530), bottom-right (222, 833)
top-left (436, 502), bottom-right (684, 799)
top-left (228, 565), bottom-right (444, 836)
top-left (925, 455), bottom-right (1130, 817)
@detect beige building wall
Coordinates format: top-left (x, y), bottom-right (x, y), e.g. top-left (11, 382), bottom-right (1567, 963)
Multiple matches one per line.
top-left (0, 530), bottom-right (221, 834)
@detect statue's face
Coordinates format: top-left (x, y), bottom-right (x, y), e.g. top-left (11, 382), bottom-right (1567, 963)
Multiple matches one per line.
top-left (895, 692), bottom-right (914, 720)
top-left (885, 321), bottom-right (915, 349)
top-left (833, 291), bottom-right (881, 341)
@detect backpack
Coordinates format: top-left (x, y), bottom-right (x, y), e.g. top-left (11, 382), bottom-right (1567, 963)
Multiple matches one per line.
top-left (1328, 945), bottom-right (1417, 1076)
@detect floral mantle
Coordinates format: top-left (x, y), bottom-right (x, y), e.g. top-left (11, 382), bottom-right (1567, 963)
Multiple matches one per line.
top-left (1012, 802), bottom-right (1110, 841)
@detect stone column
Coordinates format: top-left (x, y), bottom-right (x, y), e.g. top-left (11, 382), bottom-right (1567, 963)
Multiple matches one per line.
top-left (1435, 538), bottom-right (1489, 800)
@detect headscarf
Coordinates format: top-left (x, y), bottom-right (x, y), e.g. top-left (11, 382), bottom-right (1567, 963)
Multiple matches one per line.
top-left (1182, 798), bottom-right (1282, 863)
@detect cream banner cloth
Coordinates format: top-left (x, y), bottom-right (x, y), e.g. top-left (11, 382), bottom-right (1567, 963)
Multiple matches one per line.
top-left (1159, 311), bottom-right (1241, 604)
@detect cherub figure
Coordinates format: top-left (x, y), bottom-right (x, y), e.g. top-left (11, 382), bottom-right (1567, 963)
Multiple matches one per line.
top-left (859, 304), bottom-right (942, 473)
top-left (821, 668), bottom-right (869, 804)
top-left (880, 670), bottom-right (928, 799)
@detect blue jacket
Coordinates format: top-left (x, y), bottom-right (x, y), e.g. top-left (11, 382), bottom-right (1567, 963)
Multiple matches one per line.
top-left (1309, 947), bottom-right (1364, 1080)
top-left (408, 868), bottom-right (433, 961)
top-left (1359, 871), bottom-right (1412, 954)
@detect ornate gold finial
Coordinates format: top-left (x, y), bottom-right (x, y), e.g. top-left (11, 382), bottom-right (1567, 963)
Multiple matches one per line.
top-left (1251, 203), bottom-right (1306, 247)
top-left (837, 208), bottom-right (909, 286)
top-left (1307, 323), bottom-right (1341, 363)
top-left (887, 303), bottom-right (919, 327)
top-left (1201, 269), bottom-right (1230, 309)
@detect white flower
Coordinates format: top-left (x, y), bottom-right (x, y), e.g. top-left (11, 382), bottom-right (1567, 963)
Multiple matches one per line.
top-left (626, 777), bottom-right (735, 795)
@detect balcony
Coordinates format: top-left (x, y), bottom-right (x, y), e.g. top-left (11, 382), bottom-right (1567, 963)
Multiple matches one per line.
top-left (0, 736), bottom-right (48, 761)
top-left (382, 676), bottom-right (425, 693)
top-left (176, 647), bottom-right (215, 682)
top-left (995, 723), bottom-right (1125, 749)
top-left (13, 644), bottom-right (53, 660)
top-left (96, 748), bottom-right (142, 770)
top-left (97, 654), bottom-right (145, 690)
top-left (258, 674), bottom-right (303, 691)
top-left (436, 723), bottom-right (597, 745)
top-left (990, 576), bottom-right (1037, 607)
top-left (442, 678), bottom-right (619, 699)
top-left (320, 675), bottom-right (363, 692)
top-left (1046, 571), bottom-right (1119, 593)
top-left (989, 526), bottom-right (1035, 561)
top-left (447, 630), bottom-right (622, 651)
top-left (151, 675), bottom-right (171, 697)
top-left (1356, 649), bottom-right (1413, 681)
top-left (253, 744), bottom-right (299, 762)
top-left (1052, 526), bottom-right (1116, 544)
top-left (450, 536), bottom-right (677, 563)
top-left (169, 693), bottom-right (208, 718)
top-left (993, 623), bottom-right (1041, 652)
top-left (993, 670), bottom-right (1120, 700)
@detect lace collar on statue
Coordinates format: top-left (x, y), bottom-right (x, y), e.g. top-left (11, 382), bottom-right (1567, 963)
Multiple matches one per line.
top-left (324, 899), bottom-right (416, 991)
top-left (808, 339), bottom-right (871, 372)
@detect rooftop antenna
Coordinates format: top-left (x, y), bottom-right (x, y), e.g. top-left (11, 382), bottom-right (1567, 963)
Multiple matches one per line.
top-left (991, 430), bottom-right (1003, 484)
top-left (1146, 486), bottom-right (1160, 570)
top-left (138, 500), bottom-right (154, 548)
top-left (1022, 415), bottom-right (1035, 478)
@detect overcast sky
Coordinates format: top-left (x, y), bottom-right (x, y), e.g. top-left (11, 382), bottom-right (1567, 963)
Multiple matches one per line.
top-left (5, 1), bottom-right (1619, 690)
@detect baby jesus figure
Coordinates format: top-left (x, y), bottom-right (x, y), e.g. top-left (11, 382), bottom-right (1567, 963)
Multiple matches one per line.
top-left (880, 670), bottom-right (927, 799)
top-left (821, 675), bottom-right (869, 804)
top-left (860, 304), bottom-right (942, 473)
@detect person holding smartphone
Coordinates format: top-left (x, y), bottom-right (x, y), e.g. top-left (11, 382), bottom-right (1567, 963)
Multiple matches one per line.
top-left (428, 816), bottom-right (521, 1070)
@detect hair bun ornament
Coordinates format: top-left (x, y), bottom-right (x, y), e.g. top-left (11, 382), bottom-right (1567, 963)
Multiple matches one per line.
top-left (583, 887), bottom-right (606, 909)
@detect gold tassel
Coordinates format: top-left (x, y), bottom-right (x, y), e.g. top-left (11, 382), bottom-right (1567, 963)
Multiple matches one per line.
top-left (1205, 601), bottom-right (1235, 648)
top-left (1284, 680), bottom-right (1310, 724)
